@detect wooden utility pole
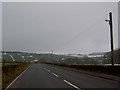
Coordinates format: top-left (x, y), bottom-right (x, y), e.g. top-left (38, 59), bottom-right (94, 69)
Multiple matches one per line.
top-left (109, 12), bottom-right (114, 66)
top-left (105, 12), bottom-right (114, 66)
top-left (52, 51), bottom-right (53, 63)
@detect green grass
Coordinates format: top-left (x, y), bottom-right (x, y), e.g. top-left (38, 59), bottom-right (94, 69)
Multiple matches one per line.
top-left (2, 54), bottom-right (34, 63)
top-left (2, 55), bottom-right (13, 63)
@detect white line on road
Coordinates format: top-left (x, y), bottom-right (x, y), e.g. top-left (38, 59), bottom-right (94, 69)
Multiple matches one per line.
top-left (64, 80), bottom-right (81, 90)
top-left (5, 64), bottom-right (32, 90)
top-left (47, 69), bottom-right (51, 72)
top-left (52, 73), bottom-right (59, 77)
top-left (44, 67), bottom-right (47, 69)
top-left (44, 68), bottom-right (51, 72)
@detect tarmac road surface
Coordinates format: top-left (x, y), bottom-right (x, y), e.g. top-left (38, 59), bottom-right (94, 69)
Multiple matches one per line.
top-left (7, 63), bottom-right (119, 89)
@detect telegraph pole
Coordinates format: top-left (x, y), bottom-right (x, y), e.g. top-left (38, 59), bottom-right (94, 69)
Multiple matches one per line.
top-left (105, 12), bottom-right (114, 66)
top-left (52, 51), bottom-right (53, 63)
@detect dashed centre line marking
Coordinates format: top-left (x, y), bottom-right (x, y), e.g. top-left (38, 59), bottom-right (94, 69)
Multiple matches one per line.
top-left (52, 73), bottom-right (59, 77)
top-left (64, 80), bottom-right (81, 90)
top-left (44, 68), bottom-right (46, 70)
top-left (43, 67), bottom-right (51, 72)
top-left (43, 67), bottom-right (81, 90)
top-left (47, 69), bottom-right (51, 72)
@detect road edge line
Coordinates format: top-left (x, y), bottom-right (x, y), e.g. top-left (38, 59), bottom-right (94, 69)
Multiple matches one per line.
top-left (5, 64), bottom-right (32, 90)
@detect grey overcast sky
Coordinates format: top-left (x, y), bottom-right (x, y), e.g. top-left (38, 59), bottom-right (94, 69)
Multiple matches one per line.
top-left (2, 2), bottom-right (118, 54)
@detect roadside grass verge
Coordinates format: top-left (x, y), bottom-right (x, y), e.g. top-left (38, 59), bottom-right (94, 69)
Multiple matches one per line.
top-left (41, 62), bottom-right (120, 76)
top-left (2, 63), bottom-right (30, 88)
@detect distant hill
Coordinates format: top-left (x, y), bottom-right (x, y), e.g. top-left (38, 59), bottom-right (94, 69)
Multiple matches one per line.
top-left (2, 50), bottom-right (119, 65)
top-left (65, 54), bottom-right (85, 58)
top-left (88, 52), bottom-right (107, 55)
top-left (103, 49), bottom-right (120, 64)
